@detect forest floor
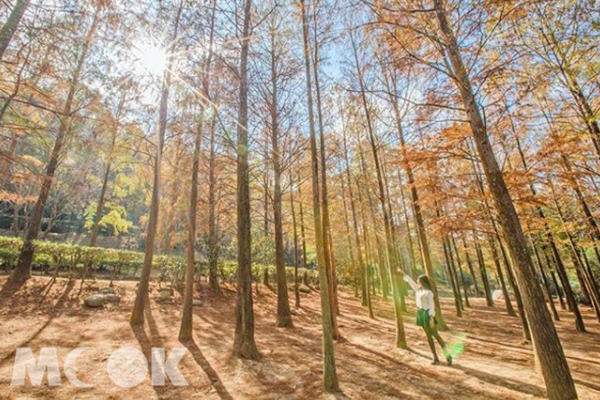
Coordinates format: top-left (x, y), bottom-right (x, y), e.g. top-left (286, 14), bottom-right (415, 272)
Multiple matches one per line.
top-left (0, 276), bottom-right (599, 399)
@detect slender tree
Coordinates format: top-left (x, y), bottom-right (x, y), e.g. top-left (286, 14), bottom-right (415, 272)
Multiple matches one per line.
top-left (268, 9), bottom-right (293, 328)
top-left (0, 0), bottom-right (31, 62)
top-left (131, 1), bottom-right (183, 326)
top-left (299, 0), bottom-right (338, 390)
top-left (179, 0), bottom-right (218, 341)
top-left (431, 1), bottom-right (577, 397)
top-left (233, 0), bottom-right (260, 360)
top-left (11, 3), bottom-right (103, 282)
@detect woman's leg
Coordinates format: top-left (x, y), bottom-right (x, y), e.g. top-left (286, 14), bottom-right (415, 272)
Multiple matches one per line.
top-left (432, 325), bottom-right (453, 365)
top-left (432, 326), bottom-right (446, 349)
top-left (423, 324), bottom-right (439, 364)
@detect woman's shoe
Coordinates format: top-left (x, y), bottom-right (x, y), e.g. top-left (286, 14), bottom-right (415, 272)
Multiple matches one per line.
top-left (432, 358), bottom-right (440, 365)
top-left (446, 355), bottom-right (453, 366)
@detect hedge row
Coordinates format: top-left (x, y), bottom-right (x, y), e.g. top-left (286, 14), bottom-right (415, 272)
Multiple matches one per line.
top-left (0, 236), bottom-right (318, 284)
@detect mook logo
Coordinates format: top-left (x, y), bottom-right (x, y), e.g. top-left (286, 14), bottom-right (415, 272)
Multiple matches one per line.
top-left (11, 347), bottom-right (188, 388)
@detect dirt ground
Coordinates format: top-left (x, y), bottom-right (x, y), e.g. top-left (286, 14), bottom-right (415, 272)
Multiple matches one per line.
top-left (0, 276), bottom-right (599, 399)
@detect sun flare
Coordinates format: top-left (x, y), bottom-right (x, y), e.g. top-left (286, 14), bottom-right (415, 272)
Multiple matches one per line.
top-left (132, 42), bottom-right (167, 77)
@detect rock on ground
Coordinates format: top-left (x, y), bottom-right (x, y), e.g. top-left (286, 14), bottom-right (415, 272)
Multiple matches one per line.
top-left (84, 294), bottom-right (105, 307)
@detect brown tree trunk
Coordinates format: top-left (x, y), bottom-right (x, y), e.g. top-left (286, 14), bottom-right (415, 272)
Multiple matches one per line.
top-left (269, 20), bottom-right (292, 328)
top-left (180, 0), bottom-right (216, 334)
top-left (11, 5), bottom-right (101, 283)
top-left (202, 2), bottom-right (218, 289)
top-left (298, 179), bottom-right (308, 273)
top-left (207, 111), bottom-right (219, 292)
top-left (546, 180), bottom-right (588, 331)
top-left (290, 173), bottom-right (301, 308)
top-left (390, 72), bottom-right (446, 329)
top-left (179, 107), bottom-right (203, 342)
top-left (474, 236), bottom-right (494, 307)
top-left (131, 2), bottom-right (183, 326)
top-left (460, 231), bottom-right (481, 297)
top-left (442, 236), bottom-right (462, 316)
top-left (340, 169), bottom-right (358, 297)
top-left (300, 0), bottom-right (338, 390)
top-left (356, 183), bottom-right (374, 319)
top-left (450, 233), bottom-right (470, 307)
top-left (489, 236), bottom-right (515, 316)
top-left (351, 31), bottom-right (406, 346)
top-left (530, 235), bottom-right (560, 321)
top-left (549, 265), bottom-right (566, 310)
top-left (311, 6), bottom-right (340, 326)
top-left (341, 121), bottom-right (368, 307)
top-left (497, 237), bottom-right (532, 340)
top-left (85, 96), bottom-right (125, 282)
top-left (233, 0), bottom-right (259, 360)
top-left (467, 140), bottom-right (516, 316)
top-left (432, 1), bottom-right (577, 397)
top-left (0, 0), bottom-right (31, 62)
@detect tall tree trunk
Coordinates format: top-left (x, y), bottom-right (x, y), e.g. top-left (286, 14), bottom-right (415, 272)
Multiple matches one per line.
top-left (340, 166), bottom-right (358, 298)
top-left (87, 95), bottom-right (126, 281)
top-left (356, 182), bottom-right (374, 319)
top-left (489, 236), bottom-right (515, 316)
top-left (233, 0), bottom-right (259, 360)
top-left (341, 120), bottom-right (368, 306)
top-left (529, 234), bottom-right (560, 321)
top-left (179, 108), bottom-right (203, 342)
top-left (546, 179), bottom-right (588, 331)
top-left (397, 168), bottom-right (418, 276)
top-left (180, 0), bottom-right (217, 334)
top-left (446, 236), bottom-right (463, 310)
top-left (311, 4), bottom-right (340, 326)
top-left (290, 173), bottom-right (301, 308)
top-left (299, 0), bottom-right (338, 390)
top-left (0, 0), bottom-right (31, 62)
top-left (474, 236), bottom-right (494, 307)
top-left (130, 2), bottom-right (182, 326)
top-left (467, 140), bottom-right (516, 315)
top-left (432, 1), bottom-right (577, 397)
top-left (207, 111), bottom-right (219, 291)
top-left (450, 233), bottom-right (470, 307)
top-left (460, 231), bottom-right (481, 297)
top-left (435, 202), bottom-right (462, 314)
top-left (497, 236), bottom-right (532, 340)
top-left (576, 248), bottom-right (600, 322)
top-left (516, 134), bottom-right (582, 322)
top-left (269, 20), bottom-right (292, 328)
top-left (382, 157), bottom-right (403, 307)
top-left (162, 136), bottom-right (182, 255)
top-left (389, 70), bottom-right (446, 329)
top-left (11, 5), bottom-right (101, 282)
top-left (298, 179), bottom-right (308, 274)
top-left (90, 141), bottom-right (115, 248)
top-left (204, 0), bottom-right (219, 290)
top-left (442, 236), bottom-right (462, 316)
top-left (351, 31), bottom-right (406, 346)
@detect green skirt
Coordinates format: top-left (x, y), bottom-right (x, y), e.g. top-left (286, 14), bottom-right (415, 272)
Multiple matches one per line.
top-left (416, 308), bottom-right (433, 327)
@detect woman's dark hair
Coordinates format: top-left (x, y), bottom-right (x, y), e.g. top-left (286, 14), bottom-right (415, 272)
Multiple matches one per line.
top-left (418, 275), bottom-right (432, 291)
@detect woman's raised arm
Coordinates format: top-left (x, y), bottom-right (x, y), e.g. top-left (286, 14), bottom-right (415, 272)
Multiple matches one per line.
top-left (403, 274), bottom-right (419, 292)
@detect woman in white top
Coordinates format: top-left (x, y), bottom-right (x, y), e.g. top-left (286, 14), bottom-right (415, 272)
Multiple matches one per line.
top-left (404, 274), bottom-right (452, 365)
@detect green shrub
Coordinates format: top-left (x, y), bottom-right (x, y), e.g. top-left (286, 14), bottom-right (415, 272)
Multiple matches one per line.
top-left (0, 236), bottom-right (317, 284)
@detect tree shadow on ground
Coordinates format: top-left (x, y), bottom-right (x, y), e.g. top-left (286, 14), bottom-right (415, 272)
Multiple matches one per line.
top-left (573, 378), bottom-right (600, 392)
top-left (0, 278), bottom-right (75, 367)
top-left (181, 339), bottom-right (233, 400)
top-left (131, 305), bottom-right (185, 399)
top-left (0, 277), bottom-right (27, 300)
top-left (452, 364), bottom-right (546, 397)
